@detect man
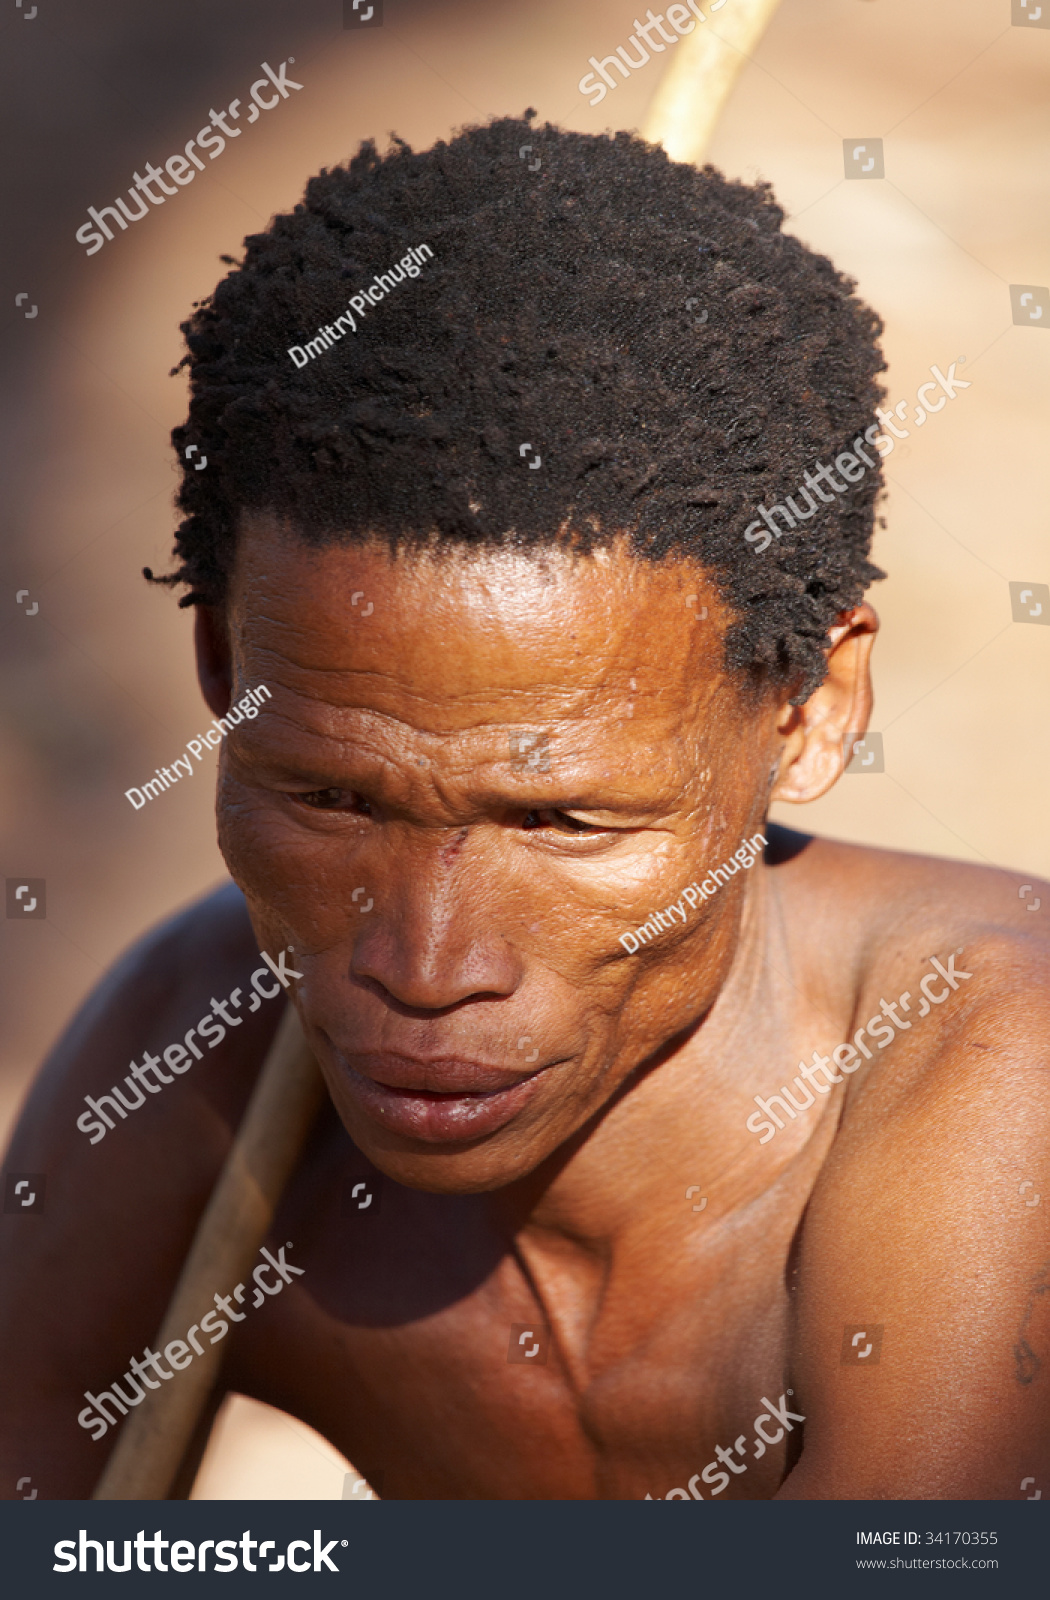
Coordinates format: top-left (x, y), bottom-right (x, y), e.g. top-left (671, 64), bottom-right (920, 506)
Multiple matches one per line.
top-left (2, 116), bottom-right (1047, 1501)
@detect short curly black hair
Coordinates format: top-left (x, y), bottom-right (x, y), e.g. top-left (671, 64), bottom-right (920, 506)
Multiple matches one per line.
top-left (154, 111), bottom-right (886, 703)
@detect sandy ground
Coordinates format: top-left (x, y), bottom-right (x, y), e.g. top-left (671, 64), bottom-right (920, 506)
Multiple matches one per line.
top-left (2, 0), bottom-right (1047, 1496)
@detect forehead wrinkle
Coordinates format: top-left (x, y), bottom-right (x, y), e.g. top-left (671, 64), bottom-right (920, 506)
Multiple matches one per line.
top-left (236, 641), bottom-right (693, 739)
top-left (246, 687), bottom-right (698, 811)
top-left (236, 632), bottom-right (720, 804)
top-left (259, 687), bottom-right (707, 775)
top-left (241, 627), bottom-right (661, 708)
top-left (230, 530), bottom-right (732, 785)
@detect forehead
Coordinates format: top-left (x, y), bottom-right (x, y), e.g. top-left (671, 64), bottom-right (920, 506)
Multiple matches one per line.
top-left (228, 516), bottom-right (736, 736)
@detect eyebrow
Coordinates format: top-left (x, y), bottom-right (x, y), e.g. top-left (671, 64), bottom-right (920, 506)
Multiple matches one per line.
top-left (236, 748), bottom-right (680, 817)
top-left (230, 708), bottom-right (688, 813)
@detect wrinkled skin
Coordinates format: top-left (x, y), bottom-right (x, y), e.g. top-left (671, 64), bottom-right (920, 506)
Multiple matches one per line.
top-left (209, 523), bottom-right (836, 1195)
top-left (1, 520), bottom-right (1048, 1501)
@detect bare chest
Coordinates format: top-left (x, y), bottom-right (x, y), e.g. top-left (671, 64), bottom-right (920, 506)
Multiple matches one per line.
top-left (225, 1157), bottom-right (811, 1500)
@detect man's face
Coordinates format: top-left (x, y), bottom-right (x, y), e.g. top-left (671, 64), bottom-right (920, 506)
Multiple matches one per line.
top-left (210, 518), bottom-right (777, 1192)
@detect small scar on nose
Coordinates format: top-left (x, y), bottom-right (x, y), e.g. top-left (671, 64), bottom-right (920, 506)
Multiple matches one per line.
top-left (440, 828), bottom-right (469, 866)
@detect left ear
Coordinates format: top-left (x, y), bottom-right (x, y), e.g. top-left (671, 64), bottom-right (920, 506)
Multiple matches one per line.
top-left (770, 604), bottom-right (879, 804)
top-left (194, 605), bottom-right (233, 719)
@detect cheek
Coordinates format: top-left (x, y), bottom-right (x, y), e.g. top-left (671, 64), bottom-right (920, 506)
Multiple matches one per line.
top-left (216, 780), bottom-right (278, 886)
top-left (216, 783), bottom-right (356, 935)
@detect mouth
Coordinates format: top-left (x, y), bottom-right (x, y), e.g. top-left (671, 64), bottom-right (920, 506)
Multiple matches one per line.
top-left (329, 1050), bottom-right (553, 1144)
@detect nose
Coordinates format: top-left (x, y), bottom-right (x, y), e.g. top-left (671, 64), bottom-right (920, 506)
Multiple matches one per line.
top-left (350, 832), bottom-right (524, 1011)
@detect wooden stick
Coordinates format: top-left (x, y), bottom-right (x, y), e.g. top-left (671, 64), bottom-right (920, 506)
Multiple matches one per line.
top-left (92, 1003), bottom-right (325, 1500)
top-left (641, 0), bottom-right (784, 165)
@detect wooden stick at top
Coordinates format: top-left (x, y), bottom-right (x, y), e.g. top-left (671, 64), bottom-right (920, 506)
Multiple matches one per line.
top-left (641, 0), bottom-right (784, 165)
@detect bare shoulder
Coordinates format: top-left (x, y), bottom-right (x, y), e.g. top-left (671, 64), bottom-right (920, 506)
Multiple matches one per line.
top-left (770, 823), bottom-right (1049, 961)
top-left (0, 881), bottom-right (285, 1498)
top-left (774, 833), bottom-right (1050, 1498)
top-left (8, 879), bottom-right (284, 1172)
top-left (769, 823), bottom-right (1050, 1057)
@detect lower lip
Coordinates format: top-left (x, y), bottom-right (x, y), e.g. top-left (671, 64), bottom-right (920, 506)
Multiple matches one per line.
top-left (339, 1065), bottom-right (548, 1144)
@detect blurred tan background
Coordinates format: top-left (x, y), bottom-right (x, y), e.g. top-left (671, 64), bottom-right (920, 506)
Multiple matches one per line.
top-left (2, 0), bottom-right (1048, 1496)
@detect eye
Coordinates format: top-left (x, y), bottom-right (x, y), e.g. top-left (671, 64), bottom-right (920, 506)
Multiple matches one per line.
top-left (521, 808), bottom-right (602, 833)
top-left (296, 788), bottom-right (372, 814)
